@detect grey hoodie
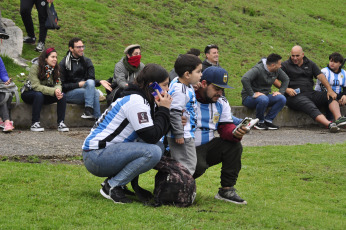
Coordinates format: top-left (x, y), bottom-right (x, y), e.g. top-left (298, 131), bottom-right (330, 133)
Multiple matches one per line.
top-left (241, 58), bottom-right (289, 101)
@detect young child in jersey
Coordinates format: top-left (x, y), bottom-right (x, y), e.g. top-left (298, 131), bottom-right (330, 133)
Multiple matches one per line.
top-left (314, 52), bottom-right (346, 120)
top-left (166, 54), bottom-right (202, 175)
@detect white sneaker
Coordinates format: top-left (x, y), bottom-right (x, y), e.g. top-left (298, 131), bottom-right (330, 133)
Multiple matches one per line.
top-left (58, 121), bottom-right (69, 132)
top-left (31, 122), bottom-right (44, 132)
top-left (35, 41), bottom-right (45, 52)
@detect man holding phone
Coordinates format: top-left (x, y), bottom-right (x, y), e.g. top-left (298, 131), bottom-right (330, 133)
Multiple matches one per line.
top-left (279, 46), bottom-right (346, 132)
top-left (193, 67), bottom-right (248, 205)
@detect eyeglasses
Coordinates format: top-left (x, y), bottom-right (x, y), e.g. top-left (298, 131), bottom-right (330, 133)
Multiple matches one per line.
top-left (75, 45), bottom-right (85, 49)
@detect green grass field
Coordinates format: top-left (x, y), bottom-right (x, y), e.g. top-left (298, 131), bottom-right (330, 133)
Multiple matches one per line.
top-left (2, 0), bottom-right (346, 105)
top-left (1, 1), bottom-right (345, 229)
top-left (1, 143), bottom-right (345, 229)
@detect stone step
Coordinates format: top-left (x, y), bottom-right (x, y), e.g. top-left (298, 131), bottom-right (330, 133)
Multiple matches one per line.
top-left (11, 103), bottom-right (345, 129)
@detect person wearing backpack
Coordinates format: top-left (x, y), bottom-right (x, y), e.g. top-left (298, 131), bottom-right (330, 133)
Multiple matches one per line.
top-left (82, 64), bottom-right (172, 204)
top-left (193, 67), bottom-right (248, 205)
top-left (0, 57), bottom-right (14, 132)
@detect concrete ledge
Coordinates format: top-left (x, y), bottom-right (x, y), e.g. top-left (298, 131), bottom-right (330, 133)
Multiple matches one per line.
top-left (11, 103), bottom-right (346, 129)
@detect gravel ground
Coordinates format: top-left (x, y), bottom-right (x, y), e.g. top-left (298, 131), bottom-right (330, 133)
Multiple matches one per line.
top-left (0, 127), bottom-right (345, 157)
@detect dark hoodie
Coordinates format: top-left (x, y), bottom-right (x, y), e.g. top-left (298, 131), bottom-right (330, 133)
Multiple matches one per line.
top-left (241, 58), bottom-right (289, 101)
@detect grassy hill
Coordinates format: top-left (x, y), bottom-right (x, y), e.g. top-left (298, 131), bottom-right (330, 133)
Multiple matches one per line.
top-left (2, 0), bottom-right (345, 105)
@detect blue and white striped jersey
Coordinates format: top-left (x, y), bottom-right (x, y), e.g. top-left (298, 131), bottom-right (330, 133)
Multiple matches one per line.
top-left (315, 67), bottom-right (346, 94)
top-left (167, 77), bottom-right (197, 138)
top-left (83, 94), bottom-right (154, 150)
top-left (195, 96), bottom-right (233, 146)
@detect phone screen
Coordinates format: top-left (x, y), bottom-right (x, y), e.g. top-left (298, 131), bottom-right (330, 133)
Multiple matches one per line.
top-left (149, 82), bottom-right (163, 99)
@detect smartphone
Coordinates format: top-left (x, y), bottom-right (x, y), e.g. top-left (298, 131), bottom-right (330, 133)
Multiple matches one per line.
top-left (232, 117), bottom-right (252, 134)
top-left (149, 82), bottom-right (163, 99)
top-left (294, 88), bottom-right (300, 94)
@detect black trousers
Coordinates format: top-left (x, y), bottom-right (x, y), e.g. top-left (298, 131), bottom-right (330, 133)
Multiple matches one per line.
top-left (193, 138), bottom-right (243, 188)
top-left (286, 91), bottom-right (334, 120)
top-left (20, 0), bottom-right (48, 42)
top-left (21, 90), bottom-right (66, 124)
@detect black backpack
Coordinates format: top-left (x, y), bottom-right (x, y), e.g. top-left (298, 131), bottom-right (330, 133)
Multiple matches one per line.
top-left (153, 156), bottom-right (196, 207)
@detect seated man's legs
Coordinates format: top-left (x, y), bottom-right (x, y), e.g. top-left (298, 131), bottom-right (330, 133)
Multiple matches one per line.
top-left (310, 91), bottom-right (345, 127)
top-left (286, 92), bottom-right (342, 129)
top-left (242, 95), bottom-right (269, 123)
top-left (264, 94), bottom-right (286, 123)
top-left (65, 79), bottom-right (101, 118)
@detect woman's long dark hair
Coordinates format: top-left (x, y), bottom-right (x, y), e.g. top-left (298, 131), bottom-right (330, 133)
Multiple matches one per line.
top-left (134, 63), bottom-right (169, 104)
top-left (37, 48), bottom-right (60, 82)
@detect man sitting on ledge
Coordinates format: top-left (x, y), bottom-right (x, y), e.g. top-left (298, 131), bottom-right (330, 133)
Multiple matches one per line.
top-left (277, 45), bottom-right (346, 132)
top-left (59, 37), bottom-right (111, 120)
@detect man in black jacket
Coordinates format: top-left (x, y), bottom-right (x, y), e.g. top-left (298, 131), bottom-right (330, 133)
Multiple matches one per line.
top-left (59, 37), bottom-right (111, 119)
top-left (279, 45), bottom-right (346, 132)
top-left (202, 44), bottom-right (220, 72)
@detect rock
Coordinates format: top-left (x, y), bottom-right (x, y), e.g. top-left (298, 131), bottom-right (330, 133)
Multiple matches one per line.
top-left (0, 18), bottom-right (28, 67)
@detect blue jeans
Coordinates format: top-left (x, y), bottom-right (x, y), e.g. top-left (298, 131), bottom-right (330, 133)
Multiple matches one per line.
top-left (242, 94), bottom-right (286, 123)
top-left (65, 79), bottom-right (101, 118)
top-left (82, 141), bottom-right (164, 188)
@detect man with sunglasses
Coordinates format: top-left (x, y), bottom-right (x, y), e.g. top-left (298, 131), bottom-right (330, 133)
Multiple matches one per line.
top-left (202, 44), bottom-right (220, 72)
top-left (59, 37), bottom-right (111, 120)
top-left (193, 66), bottom-right (248, 205)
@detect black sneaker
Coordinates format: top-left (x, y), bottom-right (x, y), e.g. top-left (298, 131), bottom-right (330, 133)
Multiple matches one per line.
top-left (254, 122), bottom-right (268, 130)
top-left (215, 187), bottom-right (247, 205)
top-left (23, 36), bottom-right (36, 44)
top-left (100, 181), bottom-right (132, 204)
top-left (81, 107), bottom-right (94, 119)
top-left (101, 178), bottom-right (135, 196)
top-left (264, 121), bottom-right (279, 130)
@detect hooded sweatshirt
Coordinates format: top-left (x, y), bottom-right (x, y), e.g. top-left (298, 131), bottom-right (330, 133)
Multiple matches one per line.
top-left (241, 58), bottom-right (289, 101)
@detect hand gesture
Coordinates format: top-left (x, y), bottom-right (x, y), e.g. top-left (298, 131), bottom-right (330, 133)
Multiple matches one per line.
top-left (253, 92), bottom-right (265, 98)
top-left (233, 126), bottom-right (247, 139)
top-left (100, 80), bottom-right (112, 92)
top-left (285, 88), bottom-right (297, 97)
top-left (55, 88), bottom-right (63, 100)
top-left (154, 90), bottom-right (172, 109)
top-left (175, 138), bottom-right (184, 144)
top-left (327, 90), bottom-right (337, 100)
top-left (78, 81), bottom-right (86, 88)
top-left (4, 78), bottom-right (11, 85)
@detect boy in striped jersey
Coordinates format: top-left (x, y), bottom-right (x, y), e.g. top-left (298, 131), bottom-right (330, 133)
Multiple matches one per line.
top-left (166, 54), bottom-right (202, 175)
top-left (314, 52), bottom-right (346, 120)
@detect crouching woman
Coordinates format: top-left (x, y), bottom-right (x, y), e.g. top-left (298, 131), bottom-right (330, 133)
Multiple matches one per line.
top-left (82, 64), bottom-right (172, 204)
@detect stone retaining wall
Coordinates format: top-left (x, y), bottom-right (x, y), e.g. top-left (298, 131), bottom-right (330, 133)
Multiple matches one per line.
top-left (11, 103), bottom-right (346, 129)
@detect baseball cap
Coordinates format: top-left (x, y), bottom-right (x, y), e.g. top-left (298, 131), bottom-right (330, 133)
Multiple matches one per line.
top-left (124, 44), bottom-right (141, 54)
top-left (201, 66), bottom-right (233, 89)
